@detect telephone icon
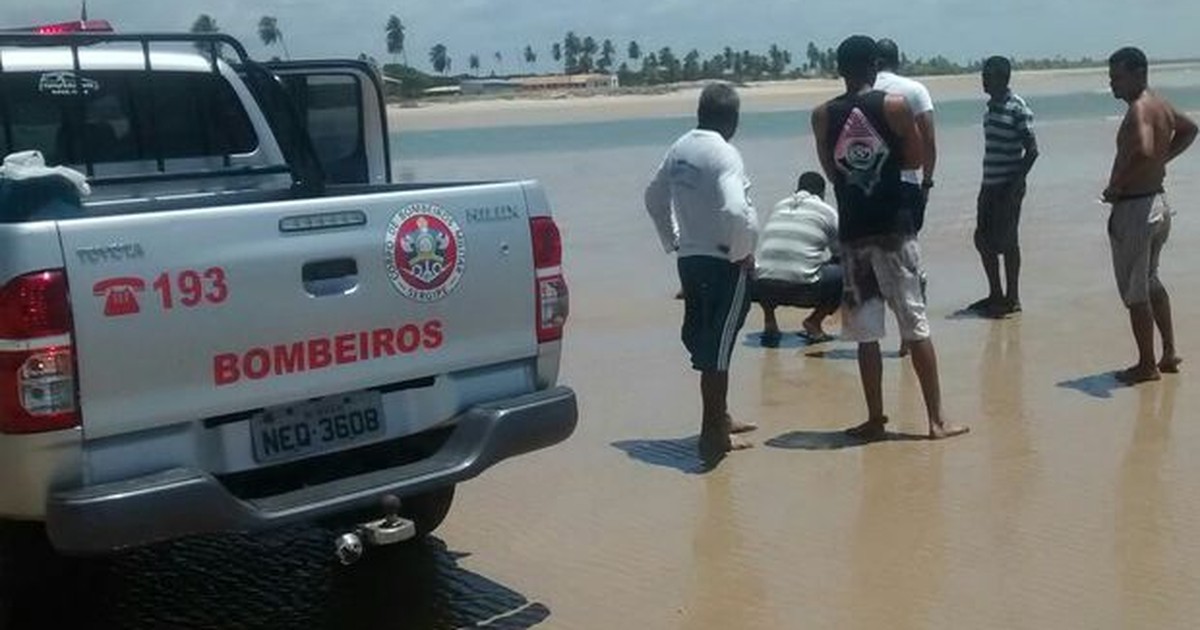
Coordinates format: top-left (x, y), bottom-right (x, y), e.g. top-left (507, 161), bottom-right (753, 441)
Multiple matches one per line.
top-left (93, 276), bottom-right (145, 317)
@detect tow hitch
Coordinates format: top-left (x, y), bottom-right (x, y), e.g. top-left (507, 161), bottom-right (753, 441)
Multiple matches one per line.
top-left (334, 494), bottom-right (416, 565)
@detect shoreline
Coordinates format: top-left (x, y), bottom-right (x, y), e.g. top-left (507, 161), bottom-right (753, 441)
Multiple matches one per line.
top-left (389, 62), bottom-right (1200, 132)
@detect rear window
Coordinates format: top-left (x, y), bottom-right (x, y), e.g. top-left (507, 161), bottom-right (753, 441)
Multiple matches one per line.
top-left (279, 73), bottom-right (367, 184)
top-left (0, 70), bottom-right (257, 167)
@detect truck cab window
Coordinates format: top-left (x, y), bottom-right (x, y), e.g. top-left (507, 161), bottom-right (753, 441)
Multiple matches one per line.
top-left (0, 70), bottom-right (258, 168)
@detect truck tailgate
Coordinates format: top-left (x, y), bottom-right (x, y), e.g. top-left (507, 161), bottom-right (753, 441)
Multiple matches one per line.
top-left (60, 184), bottom-right (538, 439)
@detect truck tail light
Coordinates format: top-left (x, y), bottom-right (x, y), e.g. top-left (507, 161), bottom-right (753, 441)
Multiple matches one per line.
top-left (0, 270), bottom-right (79, 434)
top-left (530, 217), bottom-right (569, 343)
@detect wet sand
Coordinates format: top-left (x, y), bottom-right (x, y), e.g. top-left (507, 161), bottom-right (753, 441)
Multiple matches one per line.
top-left (407, 102), bottom-right (1200, 628)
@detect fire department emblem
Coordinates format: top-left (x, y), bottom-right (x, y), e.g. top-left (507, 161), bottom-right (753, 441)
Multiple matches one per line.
top-left (384, 203), bottom-right (465, 302)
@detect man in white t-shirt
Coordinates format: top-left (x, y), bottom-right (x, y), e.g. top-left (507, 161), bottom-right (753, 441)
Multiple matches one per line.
top-left (645, 82), bottom-right (760, 461)
top-left (874, 38), bottom-right (936, 197)
top-left (874, 38), bottom-right (935, 357)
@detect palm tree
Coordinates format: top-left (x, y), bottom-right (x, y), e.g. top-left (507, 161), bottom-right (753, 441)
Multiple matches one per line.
top-left (580, 36), bottom-right (597, 73)
top-left (385, 15), bottom-right (407, 66)
top-left (493, 51), bottom-right (503, 74)
top-left (190, 14), bottom-right (219, 55)
top-left (627, 41), bottom-right (641, 62)
top-left (599, 39), bottom-right (616, 72)
top-left (429, 43), bottom-right (449, 75)
top-left (469, 54), bottom-right (480, 75)
top-left (563, 31), bottom-right (581, 74)
top-left (257, 16), bottom-right (290, 60)
top-left (191, 14), bottom-right (218, 33)
top-left (523, 45), bottom-right (537, 69)
top-left (551, 42), bottom-right (562, 66)
top-left (805, 41), bottom-right (820, 74)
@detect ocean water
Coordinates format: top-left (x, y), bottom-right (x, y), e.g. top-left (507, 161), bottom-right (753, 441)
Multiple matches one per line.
top-left (388, 70), bottom-right (1200, 313)
top-left (393, 83), bottom-right (1200, 161)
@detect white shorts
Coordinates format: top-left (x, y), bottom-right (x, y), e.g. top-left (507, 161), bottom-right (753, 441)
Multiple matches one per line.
top-left (840, 235), bottom-right (930, 343)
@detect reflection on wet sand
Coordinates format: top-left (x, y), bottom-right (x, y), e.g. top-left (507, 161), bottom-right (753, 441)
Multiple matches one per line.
top-left (844, 446), bottom-right (946, 630)
top-left (681, 471), bottom-right (770, 630)
top-left (979, 319), bottom-right (1038, 626)
top-left (1117, 379), bottom-right (1182, 629)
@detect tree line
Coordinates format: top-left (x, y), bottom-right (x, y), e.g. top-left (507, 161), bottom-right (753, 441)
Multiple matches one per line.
top-left (187, 14), bottom-right (1122, 98)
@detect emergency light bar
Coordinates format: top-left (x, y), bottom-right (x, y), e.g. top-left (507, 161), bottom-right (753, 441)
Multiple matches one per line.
top-left (0, 19), bottom-right (113, 34)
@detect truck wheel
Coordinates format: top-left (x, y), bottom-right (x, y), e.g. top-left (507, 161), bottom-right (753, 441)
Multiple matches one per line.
top-left (401, 486), bottom-right (455, 538)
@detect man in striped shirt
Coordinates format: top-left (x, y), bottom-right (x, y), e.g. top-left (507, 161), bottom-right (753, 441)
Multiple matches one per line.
top-left (752, 171), bottom-right (842, 346)
top-left (970, 56), bottom-right (1039, 317)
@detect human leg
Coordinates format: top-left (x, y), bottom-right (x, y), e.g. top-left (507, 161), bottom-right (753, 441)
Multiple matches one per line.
top-left (1002, 246), bottom-right (1021, 312)
top-left (972, 186), bottom-right (1005, 310)
top-left (840, 244), bottom-right (889, 437)
top-left (907, 339), bottom-right (968, 438)
top-left (698, 371), bottom-right (753, 458)
top-left (760, 303), bottom-right (781, 346)
top-left (1109, 198), bottom-right (1159, 382)
top-left (1001, 181), bottom-right (1026, 312)
top-left (877, 238), bottom-right (967, 438)
top-left (844, 341), bottom-right (889, 438)
top-left (681, 257), bottom-right (755, 457)
top-left (1148, 216), bottom-right (1179, 372)
top-left (803, 264), bottom-right (842, 340)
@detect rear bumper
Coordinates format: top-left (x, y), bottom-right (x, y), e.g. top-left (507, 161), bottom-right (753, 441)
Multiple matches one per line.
top-left (46, 386), bottom-right (577, 554)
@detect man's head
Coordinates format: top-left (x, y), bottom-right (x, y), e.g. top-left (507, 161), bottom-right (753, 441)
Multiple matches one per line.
top-left (697, 82), bottom-right (740, 140)
top-left (982, 56), bottom-right (1012, 98)
top-left (876, 38), bottom-right (901, 72)
top-left (837, 35), bottom-right (879, 89)
top-left (1108, 46), bottom-right (1148, 102)
top-left (796, 171), bottom-right (826, 199)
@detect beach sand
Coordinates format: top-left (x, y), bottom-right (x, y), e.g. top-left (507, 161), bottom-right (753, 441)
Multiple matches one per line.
top-left (373, 67), bottom-right (1200, 630)
top-left (389, 63), bottom-right (1200, 131)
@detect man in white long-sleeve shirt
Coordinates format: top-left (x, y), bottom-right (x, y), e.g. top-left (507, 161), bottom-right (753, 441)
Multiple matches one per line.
top-left (645, 82), bottom-right (759, 462)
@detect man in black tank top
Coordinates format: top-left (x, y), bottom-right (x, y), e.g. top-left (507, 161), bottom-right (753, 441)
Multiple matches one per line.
top-left (811, 35), bottom-right (968, 440)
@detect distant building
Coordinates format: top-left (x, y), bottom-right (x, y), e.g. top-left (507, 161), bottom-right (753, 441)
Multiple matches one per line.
top-left (459, 79), bottom-right (521, 96)
top-left (513, 74), bottom-right (619, 91)
top-left (422, 85), bottom-right (462, 97)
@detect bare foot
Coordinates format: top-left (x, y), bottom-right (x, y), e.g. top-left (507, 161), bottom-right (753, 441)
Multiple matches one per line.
top-left (845, 416), bottom-right (888, 440)
top-left (727, 416), bottom-right (759, 434)
top-left (929, 422), bottom-right (970, 440)
top-left (1159, 356), bottom-right (1183, 374)
top-left (698, 432), bottom-right (754, 461)
top-left (1115, 364), bottom-right (1161, 385)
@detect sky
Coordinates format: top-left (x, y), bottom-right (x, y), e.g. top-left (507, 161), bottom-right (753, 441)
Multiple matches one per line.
top-left (2, 0), bottom-right (1198, 74)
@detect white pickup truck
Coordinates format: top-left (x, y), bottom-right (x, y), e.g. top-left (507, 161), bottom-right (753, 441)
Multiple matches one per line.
top-left (0, 29), bottom-right (575, 569)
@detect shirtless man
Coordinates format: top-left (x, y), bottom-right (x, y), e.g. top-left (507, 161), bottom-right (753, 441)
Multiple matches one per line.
top-left (1103, 46), bottom-right (1197, 384)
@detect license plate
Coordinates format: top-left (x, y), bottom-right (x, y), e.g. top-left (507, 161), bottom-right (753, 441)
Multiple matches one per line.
top-left (251, 390), bottom-right (385, 464)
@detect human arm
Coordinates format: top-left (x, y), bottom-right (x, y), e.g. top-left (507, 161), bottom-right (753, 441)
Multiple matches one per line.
top-left (910, 83), bottom-right (937, 186)
top-left (810, 104), bottom-right (837, 183)
top-left (916, 111), bottom-right (937, 185)
top-left (883, 94), bottom-right (923, 170)
top-left (1018, 105), bottom-right (1040, 176)
top-left (643, 154), bottom-right (680, 253)
top-left (716, 150), bottom-right (759, 264)
top-left (1167, 105), bottom-right (1198, 163)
